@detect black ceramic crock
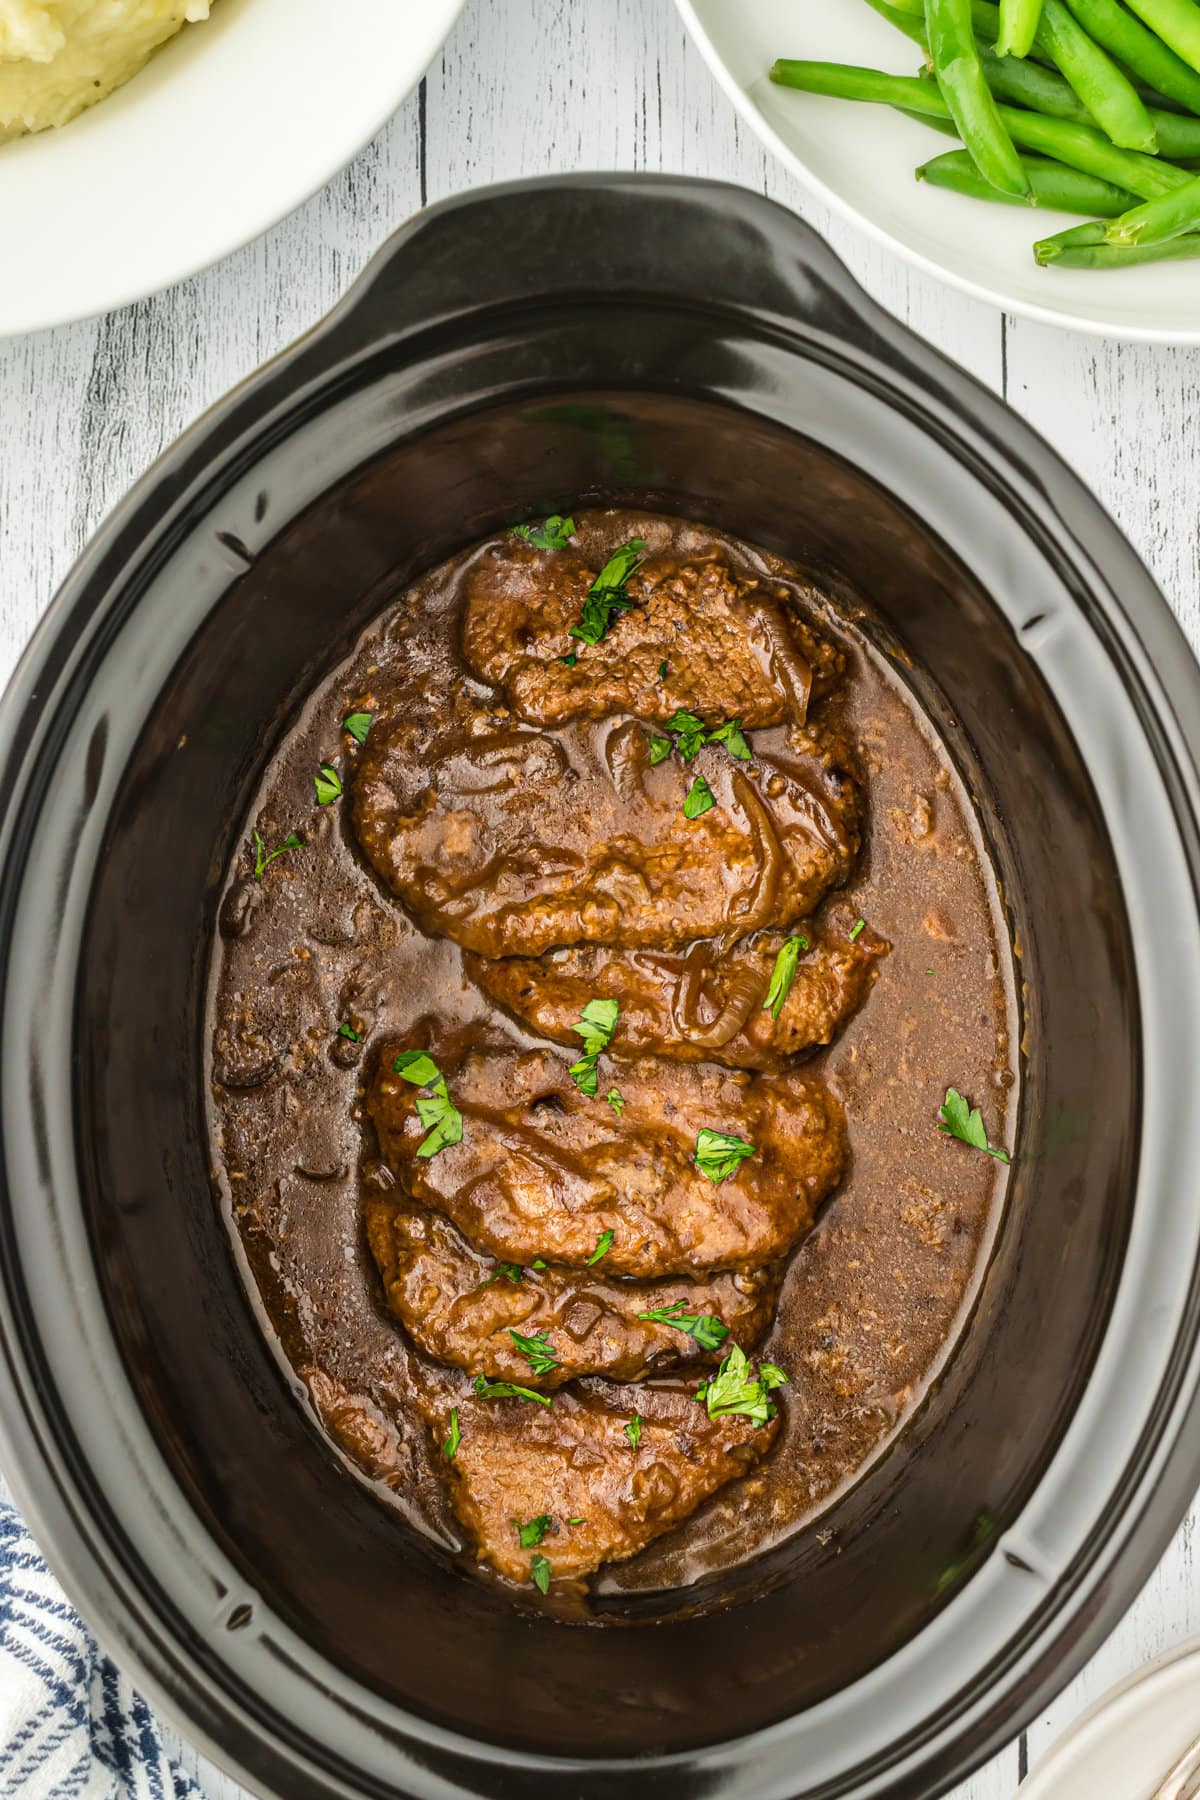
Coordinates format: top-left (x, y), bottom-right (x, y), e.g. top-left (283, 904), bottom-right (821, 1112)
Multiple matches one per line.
top-left (2, 174), bottom-right (1200, 1800)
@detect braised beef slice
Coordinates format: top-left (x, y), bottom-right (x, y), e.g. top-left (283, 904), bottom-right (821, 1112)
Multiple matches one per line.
top-left (470, 926), bottom-right (886, 1074)
top-left (365, 1190), bottom-right (781, 1387)
top-left (412, 1367), bottom-right (780, 1585)
top-left (461, 542), bottom-right (843, 728)
top-left (351, 699), bottom-right (859, 959)
top-left (369, 1044), bottom-right (846, 1278)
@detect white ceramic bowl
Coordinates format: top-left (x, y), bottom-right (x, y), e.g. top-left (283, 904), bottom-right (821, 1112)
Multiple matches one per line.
top-left (1020, 1636), bottom-right (1200, 1798)
top-left (676, 0), bottom-right (1200, 342)
top-left (0, 0), bottom-right (465, 338)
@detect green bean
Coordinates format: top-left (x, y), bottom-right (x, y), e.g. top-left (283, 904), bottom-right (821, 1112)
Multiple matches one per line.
top-left (769, 61), bottom-right (1190, 193)
top-left (1105, 169), bottom-right (1200, 240)
top-left (889, 0), bottom-right (1010, 40)
top-left (890, 0), bottom-right (1180, 96)
top-left (1036, 0), bottom-right (1156, 150)
top-left (917, 146), bottom-right (1140, 210)
top-left (926, 0), bottom-right (1030, 192)
top-left (898, 106), bottom-right (964, 133)
top-left (1035, 217), bottom-right (1200, 261)
top-left (1120, 0), bottom-right (1200, 77)
top-left (997, 0), bottom-right (1044, 56)
top-left (973, 42), bottom-right (1200, 155)
top-left (862, 0), bottom-right (931, 45)
top-left (1062, 0), bottom-right (1200, 115)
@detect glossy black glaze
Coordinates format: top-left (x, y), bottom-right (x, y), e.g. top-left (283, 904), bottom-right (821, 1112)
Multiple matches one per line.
top-left (1, 176), bottom-right (1200, 1800)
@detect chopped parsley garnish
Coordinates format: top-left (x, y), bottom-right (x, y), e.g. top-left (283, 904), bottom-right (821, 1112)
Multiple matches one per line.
top-left (708, 718), bottom-right (751, 761)
top-left (849, 917), bottom-right (866, 941)
top-left (473, 1375), bottom-right (553, 1407)
top-left (251, 828), bottom-right (303, 881)
top-left (476, 1261), bottom-right (524, 1289)
top-left (694, 1128), bottom-right (757, 1183)
top-left (443, 1408), bottom-right (461, 1460)
top-left (337, 1022), bottom-right (362, 1042)
top-left (570, 538), bottom-right (646, 645)
top-left (512, 514), bottom-right (576, 550)
top-left (392, 1051), bottom-right (463, 1159)
top-left (764, 935), bottom-right (810, 1021)
top-left (567, 1516), bottom-right (585, 1525)
top-left (651, 712), bottom-right (753, 769)
top-left (683, 775), bottom-right (715, 820)
top-left (605, 1088), bottom-right (625, 1116)
top-left (637, 1302), bottom-right (729, 1353)
top-left (665, 709), bottom-right (708, 764)
top-left (568, 996), bottom-right (619, 1097)
top-left (509, 1329), bottom-right (558, 1377)
top-left (624, 1413), bottom-right (642, 1450)
top-left (531, 1258), bottom-right (548, 1270)
top-left (515, 1513), bottom-right (553, 1547)
top-left (530, 1552), bottom-right (552, 1594)
top-left (658, 661), bottom-right (668, 679)
top-left (314, 763), bottom-right (343, 805)
top-left (938, 1089), bottom-right (1010, 1163)
top-left (560, 652), bottom-right (578, 667)
top-left (587, 1228), bottom-right (615, 1266)
top-left (695, 1346), bottom-right (788, 1429)
top-left (343, 711), bottom-right (373, 745)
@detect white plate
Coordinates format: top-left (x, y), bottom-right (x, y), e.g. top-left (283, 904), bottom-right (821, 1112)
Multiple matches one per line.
top-left (0, 0), bottom-right (465, 338)
top-left (1021, 1636), bottom-right (1200, 1798)
top-left (676, 0), bottom-right (1200, 341)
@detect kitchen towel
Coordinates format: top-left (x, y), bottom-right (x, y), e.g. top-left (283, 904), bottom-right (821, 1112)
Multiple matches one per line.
top-left (0, 1489), bottom-right (204, 1798)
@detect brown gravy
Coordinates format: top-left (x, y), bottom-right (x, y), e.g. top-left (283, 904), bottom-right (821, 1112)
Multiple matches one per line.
top-left (206, 509), bottom-right (1015, 1612)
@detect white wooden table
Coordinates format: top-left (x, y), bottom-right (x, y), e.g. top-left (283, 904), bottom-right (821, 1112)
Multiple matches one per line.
top-left (2, 0), bottom-right (1198, 1794)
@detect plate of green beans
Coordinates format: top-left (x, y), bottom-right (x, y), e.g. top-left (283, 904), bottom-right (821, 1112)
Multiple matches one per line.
top-left (676, 0), bottom-right (1200, 338)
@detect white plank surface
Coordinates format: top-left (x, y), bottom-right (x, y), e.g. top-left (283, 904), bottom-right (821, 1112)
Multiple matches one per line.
top-left (1, 1), bottom-right (1198, 1795)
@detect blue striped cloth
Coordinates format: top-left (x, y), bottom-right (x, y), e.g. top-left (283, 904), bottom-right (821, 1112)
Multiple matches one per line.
top-left (0, 1491), bottom-right (204, 1798)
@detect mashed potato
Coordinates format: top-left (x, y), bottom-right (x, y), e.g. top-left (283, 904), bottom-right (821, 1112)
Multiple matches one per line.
top-left (0, 0), bottom-right (212, 144)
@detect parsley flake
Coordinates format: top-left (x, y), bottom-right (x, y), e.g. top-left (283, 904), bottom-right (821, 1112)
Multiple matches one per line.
top-left (849, 917), bottom-right (866, 941)
top-left (652, 712), bottom-right (754, 769)
top-left (560, 652), bottom-right (578, 667)
top-left (343, 711), bottom-right (373, 745)
top-left (443, 1408), bottom-right (461, 1460)
top-left (251, 829), bottom-right (303, 881)
top-left (708, 718), bottom-right (751, 761)
top-left (665, 709), bottom-right (708, 764)
top-left (605, 1088), bottom-right (625, 1116)
top-left (695, 1128), bottom-right (756, 1183)
top-left (637, 1302), bottom-right (729, 1353)
top-left (570, 538), bottom-right (646, 645)
top-left (568, 996), bottom-right (619, 1097)
top-left (476, 1261), bottom-right (524, 1290)
top-left (314, 763), bottom-right (343, 805)
top-left (624, 1413), bottom-right (642, 1450)
top-left (587, 1228), bottom-right (615, 1266)
top-left (695, 1346), bottom-right (788, 1429)
top-left (512, 514), bottom-right (576, 550)
top-left (938, 1089), bottom-right (1010, 1163)
top-left (531, 1258), bottom-right (548, 1271)
top-left (530, 1552), bottom-right (552, 1594)
top-left (509, 1329), bottom-right (558, 1377)
top-left (658, 661), bottom-right (668, 679)
top-left (683, 775), bottom-right (715, 820)
top-left (337, 1022), bottom-right (362, 1042)
top-left (764, 935), bottom-right (810, 1021)
top-left (391, 1052), bottom-right (463, 1158)
top-left (473, 1375), bottom-right (553, 1407)
top-left (515, 1513), bottom-right (553, 1548)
